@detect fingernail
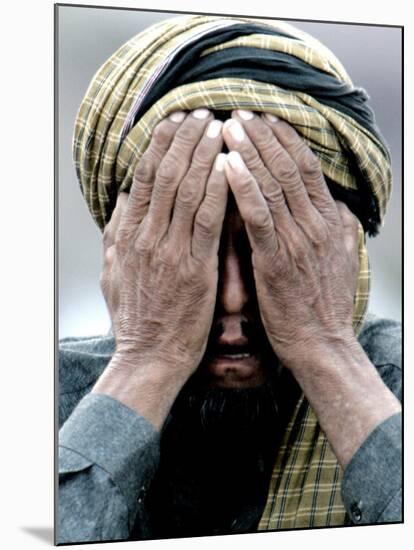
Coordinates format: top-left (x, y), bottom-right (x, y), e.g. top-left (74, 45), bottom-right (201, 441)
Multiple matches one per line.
top-left (264, 112), bottom-right (279, 123)
top-left (224, 119), bottom-right (244, 142)
top-left (169, 111), bottom-right (186, 123)
top-left (237, 109), bottom-right (254, 121)
top-left (193, 108), bottom-right (210, 119)
top-left (227, 151), bottom-right (244, 172)
top-left (207, 120), bottom-right (223, 139)
top-left (215, 153), bottom-right (226, 172)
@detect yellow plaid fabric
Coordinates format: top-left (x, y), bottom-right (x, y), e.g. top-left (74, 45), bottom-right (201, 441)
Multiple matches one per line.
top-left (72, 14), bottom-right (390, 530)
top-left (259, 223), bottom-right (369, 530)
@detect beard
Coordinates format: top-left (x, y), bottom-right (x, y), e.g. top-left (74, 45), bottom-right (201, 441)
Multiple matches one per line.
top-left (163, 370), bottom-right (282, 444)
top-left (142, 358), bottom-right (296, 539)
top-left (140, 287), bottom-right (301, 537)
top-left (156, 353), bottom-right (294, 487)
top-left (162, 315), bottom-right (288, 444)
top-left (159, 312), bottom-right (297, 455)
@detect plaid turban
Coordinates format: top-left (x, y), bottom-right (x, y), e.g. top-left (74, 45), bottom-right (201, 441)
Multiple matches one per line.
top-left (73, 14), bottom-right (392, 530)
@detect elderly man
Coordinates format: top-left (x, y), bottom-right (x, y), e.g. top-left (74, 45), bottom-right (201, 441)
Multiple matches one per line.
top-left (58, 15), bottom-right (402, 543)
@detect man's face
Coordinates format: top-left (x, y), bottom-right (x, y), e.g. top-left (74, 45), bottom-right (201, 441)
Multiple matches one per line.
top-left (193, 191), bottom-right (281, 390)
top-left (164, 190), bottom-right (285, 437)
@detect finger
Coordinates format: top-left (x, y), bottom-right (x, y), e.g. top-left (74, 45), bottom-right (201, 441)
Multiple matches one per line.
top-left (227, 111), bottom-right (322, 232)
top-left (168, 119), bottom-right (224, 245)
top-left (102, 192), bottom-right (129, 251)
top-left (261, 114), bottom-right (339, 224)
top-left (224, 151), bottom-right (278, 256)
top-left (145, 108), bottom-right (213, 236)
top-left (222, 113), bottom-right (296, 236)
top-left (118, 112), bottom-right (186, 239)
top-left (192, 153), bottom-right (228, 262)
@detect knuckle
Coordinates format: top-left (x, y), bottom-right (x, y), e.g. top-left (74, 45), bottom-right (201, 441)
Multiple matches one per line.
top-left (194, 208), bottom-right (216, 235)
top-left (175, 122), bottom-right (200, 147)
top-left (251, 123), bottom-right (275, 153)
top-left (192, 143), bottom-right (215, 171)
top-left (240, 146), bottom-right (262, 171)
top-left (190, 156), bottom-right (211, 174)
top-left (290, 235), bottom-right (307, 257)
top-left (308, 219), bottom-right (329, 245)
top-left (278, 122), bottom-right (301, 147)
top-left (263, 182), bottom-right (285, 207)
top-left (157, 158), bottom-right (178, 183)
top-left (156, 243), bottom-right (177, 266)
top-left (300, 148), bottom-right (321, 178)
top-left (176, 182), bottom-right (199, 207)
top-left (248, 207), bottom-right (271, 230)
top-left (115, 226), bottom-right (135, 253)
top-left (275, 157), bottom-right (298, 182)
top-left (287, 137), bottom-right (306, 157)
top-left (152, 119), bottom-right (174, 144)
top-left (134, 236), bottom-right (153, 256)
top-left (249, 117), bottom-right (270, 139)
top-left (134, 155), bottom-right (155, 184)
top-left (237, 175), bottom-right (253, 198)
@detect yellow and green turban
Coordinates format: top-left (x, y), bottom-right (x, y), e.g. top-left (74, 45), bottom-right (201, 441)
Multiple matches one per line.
top-left (73, 14), bottom-right (393, 530)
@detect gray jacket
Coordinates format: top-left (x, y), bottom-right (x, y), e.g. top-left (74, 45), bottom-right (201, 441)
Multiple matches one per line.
top-left (58, 315), bottom-right (402, 543)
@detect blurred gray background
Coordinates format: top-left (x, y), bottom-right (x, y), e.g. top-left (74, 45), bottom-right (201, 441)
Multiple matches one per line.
top-left (57, 6), bottom-right (402, 338)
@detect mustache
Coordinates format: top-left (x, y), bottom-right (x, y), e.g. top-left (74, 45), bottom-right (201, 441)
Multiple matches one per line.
top-left (208, 318), bottom-right (262, 340)
top-left (203, 318), bottom-right (272, 357)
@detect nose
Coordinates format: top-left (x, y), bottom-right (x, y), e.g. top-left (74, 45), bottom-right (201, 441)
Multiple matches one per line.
top-left (218, 245), bottom-right (249, 315)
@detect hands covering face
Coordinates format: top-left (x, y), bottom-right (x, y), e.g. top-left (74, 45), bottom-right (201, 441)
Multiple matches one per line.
top-left (100, 109), bottom-right (360, 378)
top-left (222, 111), bottom-right (360, 368)
top-left (100, 109), bottom-right (228, 380)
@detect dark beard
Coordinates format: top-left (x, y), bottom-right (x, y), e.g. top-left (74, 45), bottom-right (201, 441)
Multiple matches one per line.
top-left (137, 366), bottom-right (299, 540)
top-left (163, 310), bottom-right (287, 445)
top-left (163, 373), bottom-right (282, 446)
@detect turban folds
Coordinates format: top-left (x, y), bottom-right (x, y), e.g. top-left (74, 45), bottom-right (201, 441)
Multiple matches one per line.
top-left (73, 14), bottom-right (392, 529)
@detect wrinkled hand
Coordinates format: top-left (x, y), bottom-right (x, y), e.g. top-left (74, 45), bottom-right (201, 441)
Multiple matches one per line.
top-left (222, 111), bottom-right (360, 369)
top-left (100, 109), bottom-right (228, 381)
